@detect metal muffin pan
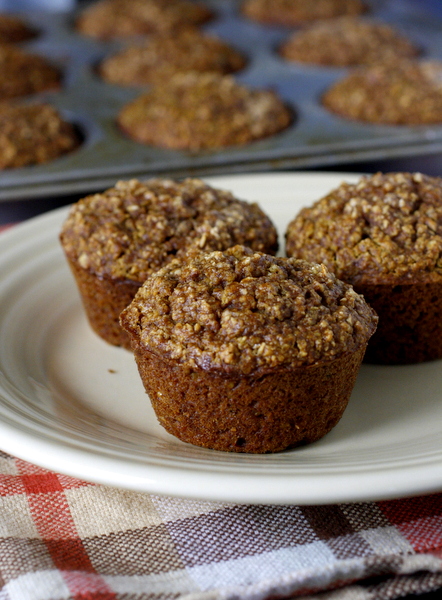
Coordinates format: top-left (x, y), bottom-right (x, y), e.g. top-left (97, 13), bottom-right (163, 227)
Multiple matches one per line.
top-left (1, 0), bottom-right (442, 200)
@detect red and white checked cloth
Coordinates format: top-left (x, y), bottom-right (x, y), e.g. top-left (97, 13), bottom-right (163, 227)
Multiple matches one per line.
top-left (0, 451), bottom-right (441, 600)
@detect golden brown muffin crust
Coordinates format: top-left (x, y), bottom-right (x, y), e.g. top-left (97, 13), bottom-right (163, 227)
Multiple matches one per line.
top-left (99, 28), bottom-right (246, 86)
top-left (76, 0), bottom-right (213, 39)
top-left (0, 103), bottom-right (80, 169)
top-left (121, 245), bottom-right (377, 375)
top-left (117, 72), bottom-right (292, 150)
top-left (286, 172), bottom-right (442, 285)
top-left (60, 178), bottom-right (278, 283)
top-left (242, 0), bottom-right (367, 27)
top-left (322, 60), bottom-right (442, 125)
top-left (280, 17), bottom-right (419, 67)
top-left (0, 43), bottom-right (61, 99)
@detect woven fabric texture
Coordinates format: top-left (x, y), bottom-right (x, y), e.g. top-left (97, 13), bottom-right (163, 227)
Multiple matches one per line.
top-left (0, 452), bottom-right (441, 600)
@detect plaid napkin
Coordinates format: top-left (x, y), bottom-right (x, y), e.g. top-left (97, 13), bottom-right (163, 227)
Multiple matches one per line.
top-left (0, 451), bottom-right (441, 600)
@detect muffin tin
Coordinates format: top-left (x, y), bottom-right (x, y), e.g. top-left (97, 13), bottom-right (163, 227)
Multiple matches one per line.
top-left (1, 0), bottom-right (442, 201)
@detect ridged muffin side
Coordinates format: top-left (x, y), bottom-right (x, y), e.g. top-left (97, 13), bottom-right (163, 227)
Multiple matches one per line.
top-left (120, 246), bottom-right (377, 452)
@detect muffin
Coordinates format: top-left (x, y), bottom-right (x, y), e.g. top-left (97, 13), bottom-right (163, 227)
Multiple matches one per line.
top-left (0, 103), bottom-right (80, 169)
top-left (117, 72), bottom-right (292, 150)
top-left (60, 178), bottom-right (278, 349)
top-left (286, 172), bottom-right (442, 364)
top-left (120, 245), bottom-right (377, 453)
top-left (279, 17), bottom-right (419, 67)
top-left (0, 43), bottom-right (61, 100)
top-left (76, 0), bottom-right (213, 40)
top-left (0, 13), bottom-right (37, 44)
top-left (98, 28), bottom-right (246, 87)
top-left (322, 60), bottom-right (442, 125)
top-left (241, 0), bottom-right (367, 27)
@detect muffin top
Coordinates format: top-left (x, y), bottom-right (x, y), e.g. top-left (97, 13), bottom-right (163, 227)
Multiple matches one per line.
top-left (241, 0), bottom-right (367, 27)
top-left (120, 245), bottom-right (377, 375)
top-left (280, 17), bottom-right (419, 67)
top-left (117, 72), bottom-right (292, 150)
top-left (322, 60), bottom-right (442, 125)
top-left (0, 43), bottom-right (61, 99)
top-left (60, 178), bottom-right (278, 283)
top-left (76, 0), bottom-right (213, 39)
top-left (99, 28), bottom-right (246, 86)
top-left (286, 172), bottom-right (442, 285)
top-left (0, 103), bottom-right (80, 169)
top-left (0, 13), bottom-right (37, 44)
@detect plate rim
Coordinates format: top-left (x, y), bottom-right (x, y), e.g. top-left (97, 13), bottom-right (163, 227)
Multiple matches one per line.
top-left (1, 171), bottom-right (441, 505)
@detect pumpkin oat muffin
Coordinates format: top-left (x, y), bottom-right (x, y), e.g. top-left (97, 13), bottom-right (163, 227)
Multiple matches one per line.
top-left (76, 0), bottom-right (213, 40)
top-left (117, 72), bottom-right (292, 150)
top-left (60, 178), bottom-right (278, 349)
top-left (0, 43), bottom-right (61, 100)
top-left (120, 245), bottom-right (377, 453)
top-left (322, 60), bottom-right (442, 125)
top-left (241, 0), bottom-right (367, 27)
top-left (0, 103), bottom-right (80, 169)
top-left (279, 17), bottom-right (419, 67)
top-left (0, 13), bottom-right (37, 44)
top-left (99, 28), bottom-right (246, 87)
top-left (286, 172), bottom-right (442, 364)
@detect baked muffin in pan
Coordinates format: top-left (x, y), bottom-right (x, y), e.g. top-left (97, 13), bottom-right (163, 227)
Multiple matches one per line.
top-left (0, 103), bottom-right (80, 169)
top-left (280, 17), bottom-right (419, 67)
top-left (322, 60), bottom-right (442, 125)
top-left (117, 72), bottom-right (292, 150)
top-left (0, 13), bottom-right (37, 44)
top-left (286, 171), bottom-right (442, 364)
top-left (0, 43), bottom-right (61, 100)
top-left (241, 0), bottom-right (367, 27)
top-left (99, 28), bottom-right (246, 86)
top-left (76, 0), bottom-right (213, 40)
top-left (60, 177), bottom-right (278, 349)
top-left (120, 245), bottom-right (377, 453)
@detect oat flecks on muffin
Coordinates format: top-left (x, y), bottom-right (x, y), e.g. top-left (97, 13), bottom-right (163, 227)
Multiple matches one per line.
top-left (280, 17), bottom-right (419, 67)
top-left (121, 245), bottom-right (376, 452)
top-left (241, 0), bottom-right (367, 27)
top-left (286, 172), bottom-right (442, 285)
top-left (0, 103), bottom-right (80, 169)
top-left (286, 172), bottom-right (442, 364)
top-left (322, 60), bottom-right (442, 125)
top-left (60, 178), bottom-right (279, 349)
top-left (0, 43), bottom-right (61, 99)
top-left (60, 178), bottom-right (278, 284)
top-left (121, 245), bottom-right (377, 376)
top-left (117, 72), bottom-right (292, 150)
top-left (76, 0), bottom-right (213, 39)
top-left (0, 13), bottom-right (37, 44)
top-left (99, 28), bottom-right (246, 87)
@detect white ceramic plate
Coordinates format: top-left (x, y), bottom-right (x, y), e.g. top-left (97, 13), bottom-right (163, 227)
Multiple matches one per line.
top-left (0, 172), bottom-right (441, 505)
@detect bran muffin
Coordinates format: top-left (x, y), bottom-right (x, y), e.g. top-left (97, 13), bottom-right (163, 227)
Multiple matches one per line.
top-left (0, 103), bottom-right (80, 169)
top-left (117, 72), bottom-right (292, 150)
top-left (120, 245), bottom-right (377, 453)
top-left (286, 172), bottom-right (442, 364)
top-left (76, 0), bottom-right (213, 40)
top-left (0, 43), bottom-right (61, 100)
top-left (0, 13), bottom-right (37, 44)
top-left (60, 178), bottom-right (278, 349)
top-left (98, 28), bottom-right (246, 87)
top-left (322, 60), bottom-right (442, 125)
top-left (279, 17), bottom-right (419, 67)
top-left (241, 0), bottom-right (367, 28)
